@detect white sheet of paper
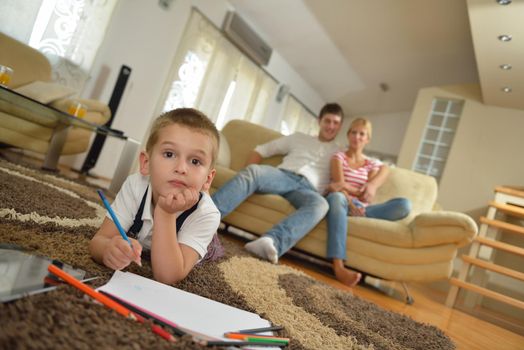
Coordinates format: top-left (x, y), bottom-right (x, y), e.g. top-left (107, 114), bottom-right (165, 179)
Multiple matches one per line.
top-left (98, 271), bottom-right (274, 343)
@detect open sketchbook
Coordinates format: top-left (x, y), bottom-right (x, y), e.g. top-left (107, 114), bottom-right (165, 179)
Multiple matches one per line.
top-left (98, 271), bottom-right (276, 346)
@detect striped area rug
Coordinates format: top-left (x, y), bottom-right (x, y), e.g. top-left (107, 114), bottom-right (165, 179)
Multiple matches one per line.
top-left (0, 159), bottom-right (454, 349)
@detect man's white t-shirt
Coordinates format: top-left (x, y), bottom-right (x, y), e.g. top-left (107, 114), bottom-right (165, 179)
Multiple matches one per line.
top-left (109, 173), bottom-right (220, 258)
top-left (254, 133), bottom-right (340, 194)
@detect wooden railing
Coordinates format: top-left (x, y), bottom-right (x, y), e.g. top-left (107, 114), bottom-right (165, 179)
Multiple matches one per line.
top-left (446, 186), bottom-right (524, 310)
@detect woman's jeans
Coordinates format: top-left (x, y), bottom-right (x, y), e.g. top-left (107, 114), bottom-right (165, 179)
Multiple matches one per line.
top-left (325, 191), bottom-right (411, 260)
top-left (212, 164), bottom-right (328, 257)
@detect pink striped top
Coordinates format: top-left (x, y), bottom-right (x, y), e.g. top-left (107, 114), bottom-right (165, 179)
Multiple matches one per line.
top-left (332, 151), bottom-right (383, 193)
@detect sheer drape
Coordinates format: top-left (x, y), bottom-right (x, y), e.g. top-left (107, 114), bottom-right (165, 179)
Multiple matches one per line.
top-left (161, 10), bottom-right (278, 129)
top-left (0, 0), bottom-right (117, 91)
top-left (280, 95), bottom-right (318, 136)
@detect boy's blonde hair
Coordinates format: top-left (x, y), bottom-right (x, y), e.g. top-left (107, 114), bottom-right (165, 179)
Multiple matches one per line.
top-left (348, 117), bottom-right (372, 139)
top-left (146, 108), bottom-right (220, 168)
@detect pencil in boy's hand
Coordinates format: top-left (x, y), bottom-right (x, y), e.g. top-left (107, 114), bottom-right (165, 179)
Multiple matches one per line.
top-left (97, 189), bottom-right (142, 266)
top-left (96, 189), bottom-right (131, 245)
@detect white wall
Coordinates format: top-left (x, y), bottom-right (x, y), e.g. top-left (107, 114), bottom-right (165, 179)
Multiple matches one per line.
top-left (64, 0), bottom-right (324, 180)
top-left (398, 83), bottom-right (524, 214)
top-left (397, 83), bottom-right (524, 320)
top-left (333, 111), bottom-right (411, 159)
top-left (364, 111), bottom-right (411, 156)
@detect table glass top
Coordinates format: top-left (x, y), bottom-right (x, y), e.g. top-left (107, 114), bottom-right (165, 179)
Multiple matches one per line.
top-left (0, 85), bottom-right (126, 140)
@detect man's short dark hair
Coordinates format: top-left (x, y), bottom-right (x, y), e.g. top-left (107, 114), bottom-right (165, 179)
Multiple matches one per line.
top-left (318, 103), bottom-right (344, 119)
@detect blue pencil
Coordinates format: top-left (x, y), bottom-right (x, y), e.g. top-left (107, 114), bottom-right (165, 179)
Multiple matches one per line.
top-left (96, 189), bottom-right (132, 247)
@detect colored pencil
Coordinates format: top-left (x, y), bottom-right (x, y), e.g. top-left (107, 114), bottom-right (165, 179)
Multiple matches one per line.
top-left (224, 332), bottom-right (289, 345)
top-left (133, 313), bottom-right (176, 342)
top-left (48, 265), bottom-right (175, 342)
top-left (97, 189), bottom-right (141, 266)
top-left (48, 264), bottom-right (132, 318)
top-left (236, 325), bottom-right (284, 334)
top-left (96, 190), bottom-right (132, 246)
top-left (196, 339), bottom-right (287, 347)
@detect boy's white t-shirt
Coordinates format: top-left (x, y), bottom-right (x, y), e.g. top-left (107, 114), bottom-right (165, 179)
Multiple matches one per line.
top-left (108, 173), bottom-right (220, 258)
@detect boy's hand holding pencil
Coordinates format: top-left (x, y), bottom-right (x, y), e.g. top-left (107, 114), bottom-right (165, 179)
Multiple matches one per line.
top-left (97, 190), bottom-right (142, 269)
top-left (103, 235), bottom-right (142, 270)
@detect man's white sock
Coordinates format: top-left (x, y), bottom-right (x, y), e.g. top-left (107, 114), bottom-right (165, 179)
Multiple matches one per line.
top-left (245, 236), bottom-right (278, 264)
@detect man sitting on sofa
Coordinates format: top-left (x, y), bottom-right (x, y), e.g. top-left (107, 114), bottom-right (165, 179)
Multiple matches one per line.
top-left (212, 103), bottom-right (344, 264)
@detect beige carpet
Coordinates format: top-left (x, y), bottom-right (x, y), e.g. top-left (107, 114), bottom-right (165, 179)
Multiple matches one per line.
top-left (0, 159), bottom-right (454, 349)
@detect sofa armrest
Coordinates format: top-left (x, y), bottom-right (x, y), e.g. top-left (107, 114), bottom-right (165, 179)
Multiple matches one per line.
top-left (211, 165), bottom-right (237, 192)
top-left (50, 98), bottom-right (111, 125)
top-left (410, 211), bottom-right (478, 248)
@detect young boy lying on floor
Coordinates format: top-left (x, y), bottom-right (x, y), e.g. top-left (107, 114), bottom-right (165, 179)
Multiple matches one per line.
top-left (89, 108), bottom-right (221, 284)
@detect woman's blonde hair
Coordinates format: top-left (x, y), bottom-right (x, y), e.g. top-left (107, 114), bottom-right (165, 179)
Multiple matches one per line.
top-left (145, 108), bottom-right (220, 168)
top-left (348, 117), bottom-right (372, 139)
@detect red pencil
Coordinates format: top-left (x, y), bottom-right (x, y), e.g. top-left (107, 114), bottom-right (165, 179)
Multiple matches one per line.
top-left (48, 264), bottom-right (175, 343)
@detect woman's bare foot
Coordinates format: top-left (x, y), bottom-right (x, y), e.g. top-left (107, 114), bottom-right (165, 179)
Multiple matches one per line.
top-left (334, 268), bottom-right (362, 287)
top-left (333, 259), bottom-right (362, 287)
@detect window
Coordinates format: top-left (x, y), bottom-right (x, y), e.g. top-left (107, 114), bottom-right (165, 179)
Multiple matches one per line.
top-left (280, 95), bottom-right (318, 136)
top-left (0, 0), bottom-right (117, 92)
top-left (161, 10), bottom-right (277, 129)
top-left (412, 98), bottom-right (464, 182)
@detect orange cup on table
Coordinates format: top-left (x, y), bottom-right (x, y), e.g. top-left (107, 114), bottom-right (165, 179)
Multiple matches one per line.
top-left (0, 65), bottom-right (14, 88)
top-left (67, 100), bottom-right (87, 118)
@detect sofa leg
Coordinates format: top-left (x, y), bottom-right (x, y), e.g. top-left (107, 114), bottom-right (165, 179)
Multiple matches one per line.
top-left (363, 276), bottom-right (415, 304)
top-left (401, 282), bottom-right (414, 305)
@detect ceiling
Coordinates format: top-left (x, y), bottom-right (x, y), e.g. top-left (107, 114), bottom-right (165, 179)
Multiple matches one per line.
top-left (228, 0), bottom-right (524, 115)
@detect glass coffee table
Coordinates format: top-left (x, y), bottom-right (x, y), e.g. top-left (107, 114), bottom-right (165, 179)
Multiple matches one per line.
top-left (0, 86), bottom-right (139, 192)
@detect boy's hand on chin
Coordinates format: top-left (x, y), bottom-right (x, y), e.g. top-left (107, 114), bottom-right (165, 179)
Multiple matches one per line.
top-left (156, 187), bottom-right (199, 215)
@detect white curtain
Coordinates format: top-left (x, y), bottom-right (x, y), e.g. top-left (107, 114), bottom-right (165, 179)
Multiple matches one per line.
top-left (246, 72), bottom-right (278, 126)
top-left (162, 10), bottom-right (224, 113)
top-left (0, 0), bottom-right (118, 92)
top-left (161, 10), bottom-right (278, 129)
top-left (280, 95), bottom-right (318, 136)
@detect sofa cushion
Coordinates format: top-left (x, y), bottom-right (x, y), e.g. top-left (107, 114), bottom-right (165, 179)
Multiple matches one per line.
top-left (222, 120), bottom-right (283, 171)
top-left (373, 167), bottom-right (437, 223)
top-left (0, 127), bottom-right (50, 154)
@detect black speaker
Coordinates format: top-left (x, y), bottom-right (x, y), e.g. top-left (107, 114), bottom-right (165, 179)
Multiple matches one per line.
top-left (80, 65), bottom-right (131, 174)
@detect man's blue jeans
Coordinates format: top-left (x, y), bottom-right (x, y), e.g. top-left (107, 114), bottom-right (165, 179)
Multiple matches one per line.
top-left (212, 165), bottom-right (328, 256)
top-left (326, 191), bottom-right (411, 260)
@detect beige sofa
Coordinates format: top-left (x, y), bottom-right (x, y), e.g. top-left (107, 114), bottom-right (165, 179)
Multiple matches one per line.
top-left (211, 120), bottom-right (478, 285)
top-left (0, 33), bottom-right (110, 156)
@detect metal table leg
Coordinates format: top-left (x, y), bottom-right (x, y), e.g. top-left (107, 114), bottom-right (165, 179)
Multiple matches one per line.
top-left (42, 124), bottom-right (69, 171)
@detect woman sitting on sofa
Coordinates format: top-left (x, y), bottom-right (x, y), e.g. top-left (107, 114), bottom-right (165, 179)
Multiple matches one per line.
top-left (325, 118), bottom-right (411, 287)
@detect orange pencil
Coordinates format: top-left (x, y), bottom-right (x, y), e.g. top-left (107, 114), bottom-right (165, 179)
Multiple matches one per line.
top-left (48, 264), bottom-right (132, 318)
top-left (48, 264), bottom-right (176, 342)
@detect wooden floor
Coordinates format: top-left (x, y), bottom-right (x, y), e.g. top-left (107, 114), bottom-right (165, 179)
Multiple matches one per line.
top-left (4, 151), bottom-right (523, 350)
